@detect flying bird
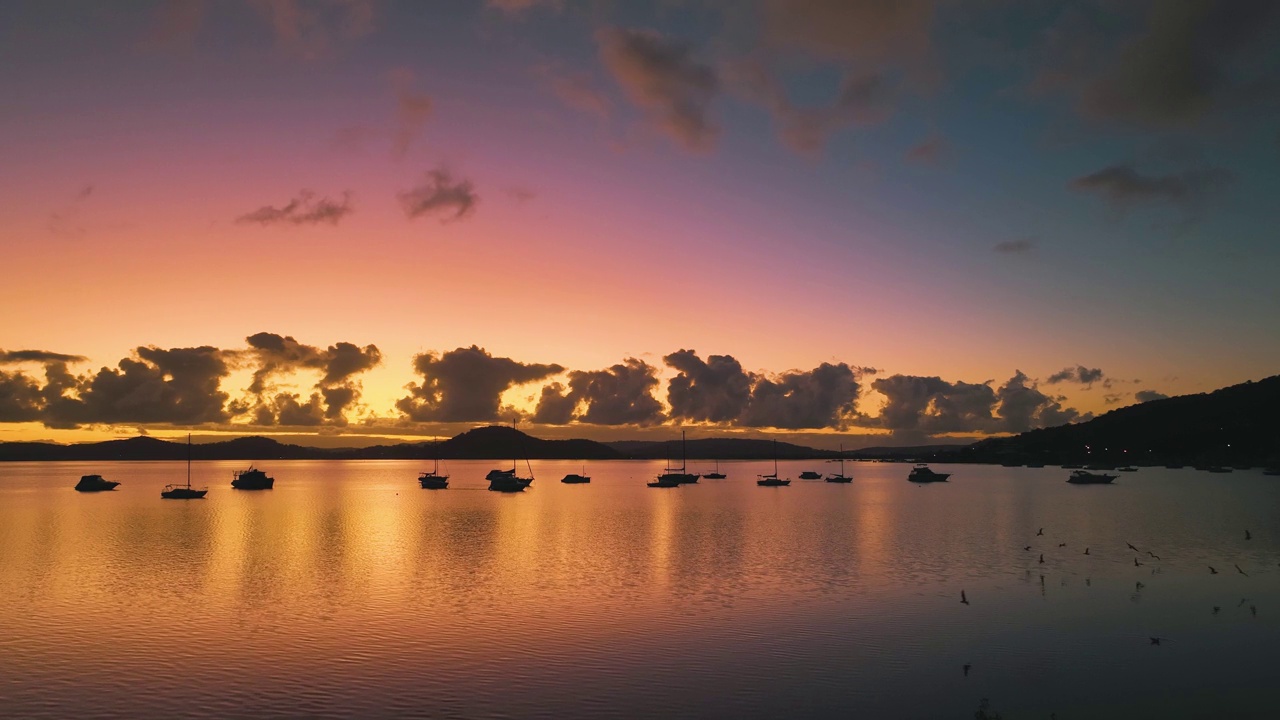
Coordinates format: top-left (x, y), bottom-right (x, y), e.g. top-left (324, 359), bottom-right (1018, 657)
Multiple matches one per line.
top-left (1147, 551), bottom-right (1161, 560)
top-left (1126, 542), bottom-right (1139, 551)
top-left (1084, 548), bottom-right (1090, 555)
top-left (1245, 530), bottom-right (1251, 540)
top-left (1238, 597), bottom-right (1250, 608)
top-left (1213, 606), bottom-right (1221, 615)
top-left (1236, 564), bottom-right (1249, 577)
top-left (1150, 637), bottom-right (1165, 645)
top-left (963, 664), bottom-right (971, 677)
top-left (961, 590), bottom-right (970, 605)
top-left (1039, 553), bottom-right (1045, 564)
top-left (1058, 542), bottom-right (1067, 547)
top-left (1037, 528), bottom-right (1044, 536)
top-left (1209, 566), bottom-right (1219, 574)
top-left (1024, 545), bottom-right (1032, 551)
top-left (1134, 557), bottom-right (1143, 567)
top-left (1251, 605), bottom-right (1258, 618)
top-left (1136, 581), bottom-right (1145, 591)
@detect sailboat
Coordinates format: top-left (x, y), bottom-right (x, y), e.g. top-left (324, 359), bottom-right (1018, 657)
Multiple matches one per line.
top-left (561, 464), bottom-right (591, 484)
top-left (757, 441), bottom-right (791, 486)
top-left (825, 444), bottom-right (853, 483)
top-left (654, 430), bottom-right (699, 485)
top-left (418, 457), bottom-right (449, 489)
top-left (702, 458), bottom-right (726, 479)
top-left (162, 434), bottom-right (207, 499)
top-left (488, 424), bottom-right (533, 492)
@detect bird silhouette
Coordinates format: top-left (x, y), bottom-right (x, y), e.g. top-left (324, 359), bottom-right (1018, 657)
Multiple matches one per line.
top-left (963, 664), bottom-right (971, 677)
top-left (1134, 557), bottom-right (1144, 567)
top-left (1245, 530), bottom-right (1251, 540)
top-left (1238, 597), bottom-right (1250, 608)
top-left (1037, 528), bottom-right (1044, 536)
top-left (1126, 542), bottom-right (1139, 551)
top-left (1024, 545), bottom-right (1032, 551)
top-left (1236, 564), bottom-right (1249, 577)
top-left (961, 590), bottom-right (970, 605)
top-left (1147, 551), bottom-right (1161, 560)
top-left (1084, 547), bottom-right (1090, 555)
top-left (1039, 553), bottom-right (1045, 564)
top-left (1209, 566), bottom-right (1219, 574)
top-left (1213, 606), bottom-right (1221, 615)
top-left (1150, 637), bottom-right (1166, 645)
top-left (1251, 605), bottom-right (1258, 617)
top-left (1136, 581), bottom-right (1145, 591)
top-left (1058, 542), bottom-right (1067, 547)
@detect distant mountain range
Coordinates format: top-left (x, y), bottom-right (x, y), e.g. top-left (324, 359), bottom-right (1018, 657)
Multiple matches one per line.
top-left (1, 375), bottom-right (1276, 466)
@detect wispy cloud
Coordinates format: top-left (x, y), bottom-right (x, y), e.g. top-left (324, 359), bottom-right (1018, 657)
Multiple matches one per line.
top-left (398, 169), bottom-right (478, 222)
top-left (236, 190), bottom-right (354, 226)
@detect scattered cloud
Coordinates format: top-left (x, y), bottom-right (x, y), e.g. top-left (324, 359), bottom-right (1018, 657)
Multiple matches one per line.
top-left (738, 362), bottom-right (861, 429)
top-left (390, 68), bottom-right (433, 158)
top-left (993, 238), bottom-right (1035, 254)
top-left (1046, 365), bottom-right (1104, 387)
top-left (249, 0), bottom-right (377, 60)
top-left (905, 132), bottom-right (949, 165)
top-left (562, 359), bottom-right (665, 426)
top-left (1135, 389), bottom-right (1169, 403)
top-left (997, 371), bottom-right (1079, 433)
top-left (0, 350), bottom-right (88, 365)
top-left (597, 27), bottom-right (719, 152)
top-left (1069, 162), bottom-right (1232, 219)
top-left (665, 349), bottom-right (753, 423)
top-left (543, 69), bottom-right (611, 121)
top-left (237, 332), bottom-right (381, 426)
top-left (236, 190), bottom-right (353, 226)
top-left (398, 168), bottom-right (478, 222)
top-left (761, 0), bottom-right (937, 70)
top-left (397, 346), bottom-right (563, 422)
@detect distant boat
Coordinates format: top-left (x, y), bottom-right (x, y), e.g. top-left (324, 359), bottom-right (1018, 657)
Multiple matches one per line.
top-left (489, 426), bottom-right (533, 492)
top-left (758, 441), bottom-right (791, 487)
top-left (702, 459), bottom-right (726, 479)
top-left (1116, 466), bottom-right (1138, 473)
top-left (908, 464), bottom-right (950, 483)
top-left (1025, 463), bottom-right (1045, 468)
top-left (231, 466), bottom-right (274, 490)
top-left (74, 474), bottom-right (119, 492)
top-left (798, 470), bottom-right (822, 480)
top-left (562, 465), bottom-right (590, 484)
top-left (1061, 464), bottom-right (1084, 469)
top-left (1205, 466), bottom-right (1232, 474)
top-left (1067, 469), bottom-right (1116, 484)
top-left (418, 458), bottom-right (449, 489)
top-left (654, 431), bottom-right (699, 485)
top-left (162, 434), bottom-right (207, 499)
top-left (825, 444), bottom-right (852, 483)
top-left (1263, 467), bottom-right (1280, 476)
top-left (1165, 465), bottom-right (1185, 469)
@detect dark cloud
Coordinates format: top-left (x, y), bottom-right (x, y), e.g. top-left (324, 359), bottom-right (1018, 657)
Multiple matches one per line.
top-left (390, 68), bottom-right (433, 158)
top-left (664, 349), bottom-right (752, 423)
top-left (1104, 393), bottom-right (1124, 405)
top-left (905, 132), bottom-right (949, 165)
top-left (762, 0), bottom-right (936, 69)
top-left (543, 69), bottom-right (611, 121)
top-left (993, 238), bottom-right (1035, 254)
top-left (241, 333), bottom-right (381, 425)
top-left (996, 371), bottom-right (1078, 433)
top-left (0, 350), bottom-right (88, 364)
top-left (236, 190), bottom-right (353, 226)
top-left (1135, 389), bottom-right (1170, 403)
top-left (1080, 1), bottom-right (1280, 128)
top-left (0, 370), bottom-right (44, 422)
top-left (863, 375), bottom-right (997, 437)
top-left (398, 168), bottom-right (478, 222)
top-left (397, 346), bottom-right (563, 422)
top-left (531, 381), bottom-right (577, 424)
top-left (1069, 163), bottom-right (1231, 217)
top-left (738, 362), bottom-right (860, 429)
top-left (732, 61), bottom-right (892, 154)
top-left (42, 346), bottom-right (233, 429)
top-left (1046, 365), bottom-right (1104, 387)
top-left (567, 358), bottom-right (665, 426)
top-left (597, 27), bottom-right (719, 152)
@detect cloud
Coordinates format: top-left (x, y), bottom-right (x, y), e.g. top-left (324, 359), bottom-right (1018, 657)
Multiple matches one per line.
top-left (1135, 389), bottom-right (1170, 403)
top-left (996, 371), bottom-right (1079, 433)
top-left (1079, 1), bottom-right (1280, 128)
top-left (397, 346), bottom-right (563, 422)
top-left (0, 370), bottom-right (44, 422)
top-left (241, 333), bottom-right (381, 425)
top-left (1046, 365), bottom-right (1104, 387)
top-left (0, 350), bottom-right (88, 365)
top-left (862, 374), bottom-right (997, 437)
top-left (731, 60), bottom-right (893, 155)
top-left (597, 27), bottom-right (719, 152)
top-left (558, 358), bottom-right (665, 426)
top-left (531, 381), bottom-right (577, 424)
top-left (249, 0), bottom-right (377, 60)
top-left (41, 346), bottom-right (234, 428)
top-left (390, 68), bottom-right (433, 157)
top-left (905, 132), bottom-right (949, 165)
top-left (993, 238), bottom-right (1035, 254)
top-left (664, 349), bottom-right (753, 423)
top-left (762, 0), bottom-right (936, 69)
top-left (545, 70), bottom-right (612, 121)
top-left (398, 168), bottom-right (478, 222)
top-left (236, 190), bottom-right (353, 226)
top-left (738, 362), bottom-right (861, 429)
top-left (1069, 163), bottom-right (1231, 217)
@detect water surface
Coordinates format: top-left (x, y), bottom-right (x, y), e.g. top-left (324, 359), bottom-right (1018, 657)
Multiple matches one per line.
top-left (2, 460), bottom-right (1278, 718)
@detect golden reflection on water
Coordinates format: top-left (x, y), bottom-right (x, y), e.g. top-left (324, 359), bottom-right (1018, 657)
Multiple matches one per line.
top-left (2, 459), bottom-right (1280, 719)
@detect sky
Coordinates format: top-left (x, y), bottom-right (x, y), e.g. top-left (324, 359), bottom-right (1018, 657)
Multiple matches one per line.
top-left (1, 0), bottom-right (1278, 448)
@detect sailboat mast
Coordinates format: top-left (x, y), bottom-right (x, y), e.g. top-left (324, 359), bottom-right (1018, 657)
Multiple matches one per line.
top-left (186, 433), bottom-right (192, 490)
top-left (681, 430), bottom-right (687, 472)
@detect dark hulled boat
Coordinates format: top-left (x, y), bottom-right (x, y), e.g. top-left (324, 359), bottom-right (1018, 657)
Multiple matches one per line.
top-left (162, 435), bottom-right (207, 499)
top-left (488, 428), bottom-right (534, 492)
top-left (798, 470), bottom-right (822, 480)
top-left (702, 459), bottom-right (726, 479)
top-left (654, 431), bottom-right (698, 485)
top-left (231, 467), bottom-right (274, 490)
top-left (757, 441), bottom-right (792, 486)
top-left (1067, 469), bottom-right (1117, 484)
top-left (908, 464), bottom-right (950, 483)
top-left (561, 466), bottom-right (590, 484)
top-left (74, 474), bottom-right (120, 492)
top-left (419, 458), bottom-right (449, 489)
top-left (825, 444), bottom-right (852, 483)
top-left (1116, 466), bottom-right (1138, 473)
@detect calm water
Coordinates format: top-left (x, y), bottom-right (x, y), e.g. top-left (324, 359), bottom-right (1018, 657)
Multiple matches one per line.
top-left (2, 460), bottom-right (1278, 719)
